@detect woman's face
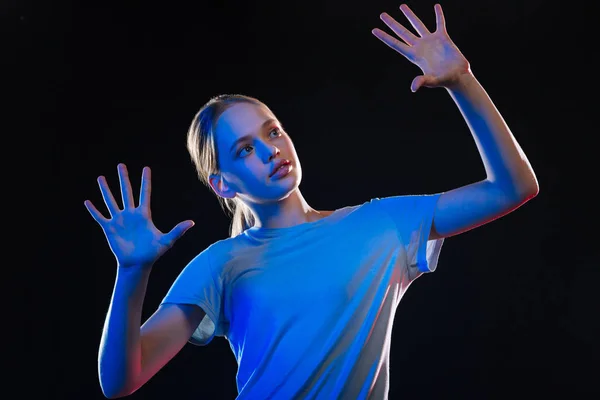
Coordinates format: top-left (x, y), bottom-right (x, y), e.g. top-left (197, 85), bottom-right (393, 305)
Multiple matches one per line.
top-left (210, 102), bottom-right (302, 204)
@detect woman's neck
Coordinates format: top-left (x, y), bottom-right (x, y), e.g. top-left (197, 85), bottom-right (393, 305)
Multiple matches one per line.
top-left (245, 189), bottom-right (329, 230)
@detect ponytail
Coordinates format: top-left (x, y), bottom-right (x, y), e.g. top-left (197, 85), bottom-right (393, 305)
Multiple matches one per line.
top-left (229, 199), bottom-right (255, 237)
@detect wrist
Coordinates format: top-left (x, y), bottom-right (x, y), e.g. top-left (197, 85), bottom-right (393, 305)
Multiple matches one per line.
top-left (446, 70), bottom-right (476, 92)
top-left (116, 263), bottom-right (153, 280)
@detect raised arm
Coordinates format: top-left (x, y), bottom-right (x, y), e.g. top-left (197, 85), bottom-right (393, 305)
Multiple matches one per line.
top-left (372, 4), bottom-right (539, 240)
top-left (98, 266), bottom-right (205, 398)
top-left (85, 164), bottom-right (197, 397)
top-left (138, 304), bottom-right (206, 390)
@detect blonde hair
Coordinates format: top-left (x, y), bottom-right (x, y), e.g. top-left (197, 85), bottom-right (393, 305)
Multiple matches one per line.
top-left (187, 94), bottom-right (270, 237)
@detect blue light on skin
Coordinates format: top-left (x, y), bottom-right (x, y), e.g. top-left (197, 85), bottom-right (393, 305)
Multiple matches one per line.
top-left (208, 102), bottom-right (333, 230)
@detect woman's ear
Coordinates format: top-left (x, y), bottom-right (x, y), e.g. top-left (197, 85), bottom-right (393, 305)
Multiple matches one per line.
top-left (209, 173), bottom-right (236, 199)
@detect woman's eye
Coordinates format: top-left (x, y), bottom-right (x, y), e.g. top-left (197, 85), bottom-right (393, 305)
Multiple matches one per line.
top-left (269, 128), bottom-right (282, 137)
top-left (238, 145), bottom-right (252, 156)
top-left (238, 128), bottom-right (282, 156)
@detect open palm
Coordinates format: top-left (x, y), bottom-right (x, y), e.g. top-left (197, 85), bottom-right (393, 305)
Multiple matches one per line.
top-left (84, 164), bottom-right (194, 268)
top-left (372, 3), bottom-right (470, 92)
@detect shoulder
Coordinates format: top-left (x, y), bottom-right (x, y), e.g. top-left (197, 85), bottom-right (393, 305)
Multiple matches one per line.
top-left (203, 234), bottom-right (251, 271)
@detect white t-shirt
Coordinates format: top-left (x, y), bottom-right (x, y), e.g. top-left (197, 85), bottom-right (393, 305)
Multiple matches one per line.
top-left (161, 194), bottom-right (445, 399)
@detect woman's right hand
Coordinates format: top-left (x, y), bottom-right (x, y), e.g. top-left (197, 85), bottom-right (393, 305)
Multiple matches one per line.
top-left (84, 163), bottom-right (195, 268)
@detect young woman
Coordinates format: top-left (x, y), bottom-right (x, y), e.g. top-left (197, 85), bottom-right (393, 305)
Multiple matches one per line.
top-left (85, 4), bottom-right (538, 399)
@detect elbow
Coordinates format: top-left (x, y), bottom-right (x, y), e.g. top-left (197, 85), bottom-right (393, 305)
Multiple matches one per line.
top-left (99, 373), bottom-right (120, 398)
top-left (511, 174), bottom-right (540, 203)
top-left (100, 376), bottom-right (135, 399)
top-left (522, 176), bottom-right (540, 201)
top-left (528, 184), bottom-right (539, 199)
top-left (100, 384), bottom-right (127, 399)
top-left (101, 388), bottom-right (121, 399)
top-left (103, 394), bottom-right (127, 399)
top-left (101, 386), bottom-right (133, 399)
top-left (496, 180), bottom-right (539, 209)
top-left (490, 170), bottom-right (539, 203)
top-left (514, 184), bottom-right (539, 205)
top-left (525, 169), bottom-right (540, 199)
top-left (518, 186), bottom-right (539, 208)
top-left (98, 359), bottom-right (139, 398)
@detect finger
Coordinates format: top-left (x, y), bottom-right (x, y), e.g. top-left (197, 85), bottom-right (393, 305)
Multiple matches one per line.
top-left (399, 4), bottom-right (431, 37)
top-left (434, 4), bottom-right (446, 33)
top-left (139, 166), bottom-right (151, 212)
top-left (97, 175), bottom-right (120, 217)
top-left (411, 76), bottom-right (425, 92)
top-left (164, 220), bottom-right (195, 246)
top-left (118, 163), bottom-right (135, 209)
top-left (380, 13), bottom-right (419, 46)
top-left (84, 200), bottom-right (109, 226)
top-left (411, 74), bottom-right (438, 92)
top-left (372, 28), bottom-right (414, 61)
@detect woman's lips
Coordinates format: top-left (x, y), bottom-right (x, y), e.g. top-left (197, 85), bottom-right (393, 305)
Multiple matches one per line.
top-left (270, 163), bottom-right (292, 179)
top-left (270, 160), bottom-right (291, 177)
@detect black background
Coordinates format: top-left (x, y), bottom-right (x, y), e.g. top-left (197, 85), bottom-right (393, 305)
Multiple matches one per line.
top-left (13, 0), bottom-right (598, 398)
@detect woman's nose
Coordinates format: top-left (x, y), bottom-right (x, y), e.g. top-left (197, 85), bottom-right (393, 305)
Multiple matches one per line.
top-left (264, 144), bottom-right (280, 162)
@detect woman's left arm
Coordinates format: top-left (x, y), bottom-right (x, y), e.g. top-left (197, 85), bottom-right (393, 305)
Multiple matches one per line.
top-left (372, 3), bottom-right (539, 240)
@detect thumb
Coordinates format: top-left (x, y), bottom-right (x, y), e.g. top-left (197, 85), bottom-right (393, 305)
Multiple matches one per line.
top-left (410, 75), bottom-right (435, 93)
top-left (164, 220), bottom-right (195, 245)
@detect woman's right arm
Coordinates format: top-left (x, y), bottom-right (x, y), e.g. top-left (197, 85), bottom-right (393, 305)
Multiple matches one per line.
top-left (99, 264), bottom-right (205, 398)
top-left (84, 164), bottom-right (197, 398)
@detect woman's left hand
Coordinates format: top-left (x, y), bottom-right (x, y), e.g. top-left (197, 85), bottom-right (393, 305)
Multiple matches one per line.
top-left (372, 3), bottom-right (471, 92)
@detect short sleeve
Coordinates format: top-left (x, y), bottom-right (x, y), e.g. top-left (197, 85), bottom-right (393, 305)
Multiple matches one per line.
top-left (370, 194), bottom-right (445, 274)
top-left (160, 246), bottom-right (225, 346)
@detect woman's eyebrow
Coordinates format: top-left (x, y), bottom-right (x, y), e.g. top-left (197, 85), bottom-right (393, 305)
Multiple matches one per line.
top-left (229, 118), bottom-right (277, 153)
